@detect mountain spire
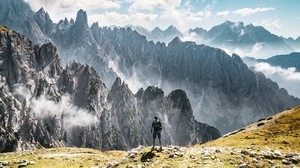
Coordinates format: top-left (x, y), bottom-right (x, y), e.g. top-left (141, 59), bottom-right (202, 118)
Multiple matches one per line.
top-left (75, 9), bottom-right (88, 28)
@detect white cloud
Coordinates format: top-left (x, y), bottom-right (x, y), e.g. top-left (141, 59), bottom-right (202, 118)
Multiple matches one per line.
top-left (254, 63), bottom-right (300, 81)
top-left (90, 12), bottom-right (129, 26)
top-left (126, 0), bottom-right (213, 32)
top-left (261, 19), bottom-right (281, 30)
top-left (233, 7), bottom-right (275, 16)
top-left (231, 42), bottom-right (264, 57)
top-left (254, 62), bottom-right (300, 98)
top-left (159, 6), bottom-right (211, 32)
top-left (89, 12), bottom-right (158, 29)
top-left (128, 0), bottom-right (168, 13)
top-left (31, 94), bottom-right (98, 129)
top-left (217, 10), bottom-right (229, 17)
top-left (27, 0), bottom-right (120, 11)
top-left (26, 0), bottom-right (121, 22)
top-left (25, 0), bottom-right (214, 32)
top-left (13, 85), bottom-right (98, 129)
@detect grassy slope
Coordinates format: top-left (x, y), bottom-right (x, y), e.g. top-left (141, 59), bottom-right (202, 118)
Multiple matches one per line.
top-left (200, 106), bottom-right (300, 152)
top-left (0, 106), bottom-right (299, 167)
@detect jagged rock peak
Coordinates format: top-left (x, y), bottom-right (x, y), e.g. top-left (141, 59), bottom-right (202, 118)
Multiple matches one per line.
top-left (110, 77), bottom-right (131, 93)
top-left (34, 7), bottom-right (51, 20)
top-left (36, 43), bottom-right (59, 65)
top-left (91, 22), bottom-right (99, 29)
top-left (165, 25), bottom-right (177, 31)
top-left (168, 89), bottom-right (190, 106)
top-left (143, 86), bottom-right (164, 101)
top-left (168, 36), bottom-right (182, 46)
top-left (0, 0), bottom-right (34, 29)
top-left (152, 26), bottom-right (163, 33)
top-left (224, 20), bottom-right (234, 25)
top-left (70, 18), bottom-right (75, 24)
top-left (37, 7), bottom-right (45, 13)
top-left (75, 9), bottom-right (88, 27)
top-left (232, 53), bottom-right (243, 63)
top-left (114, 76), bottom-right (122, 86)
top-left (32, 7), bottom-right (54, 37)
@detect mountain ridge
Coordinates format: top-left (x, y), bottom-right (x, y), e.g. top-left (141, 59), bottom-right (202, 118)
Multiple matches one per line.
top-left (0, 25), bottom-right (220, 152)
top-left (256, 52), bottom-right (300, 72)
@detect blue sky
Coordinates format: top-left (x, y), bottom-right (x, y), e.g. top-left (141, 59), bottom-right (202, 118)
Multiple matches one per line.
top-left (26, 0), bottom-right (300, 38)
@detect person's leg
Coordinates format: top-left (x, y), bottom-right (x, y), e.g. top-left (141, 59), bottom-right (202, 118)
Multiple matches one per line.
top-left (152, 138), bottom-right (155, 147)
top-left (159, 138), bottom-right (161, 147)
top-left (152, 132), bottom-right (156, 148)
top-left (158, 131), bottom-right (162, 148)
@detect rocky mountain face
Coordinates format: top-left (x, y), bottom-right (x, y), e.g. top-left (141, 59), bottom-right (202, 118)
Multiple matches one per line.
top-left (91, 27), bottom-right (300, 133)
top-left (1, 4), bottom-right (299, 134)
top-left (0, 0), bottom-right (33, 30)
top-left (0, 26), bottom-right (220, 152)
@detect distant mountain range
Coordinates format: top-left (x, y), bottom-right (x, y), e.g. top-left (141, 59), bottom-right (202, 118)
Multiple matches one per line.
top-left (131, 21), bottom-right (299, 58)
top-left (129, 25), bottom-right (183, 44)
top-left (256, 52), bottom-right (300, 72)
top-left (0, 0), bottom-right (299, 137)
top-left (280, 37), bottom-right (300, 52)
top-left (243, 52), bottom-right (300, 73)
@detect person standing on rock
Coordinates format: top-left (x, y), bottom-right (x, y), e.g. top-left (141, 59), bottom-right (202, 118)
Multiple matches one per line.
top-left (151, 116), bottom-right (162, 150)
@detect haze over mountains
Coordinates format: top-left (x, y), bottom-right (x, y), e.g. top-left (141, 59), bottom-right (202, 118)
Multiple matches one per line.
top-left (0, 0), bottom-right (300, 152)
top-left (132, 21), bottom-right (298, 59)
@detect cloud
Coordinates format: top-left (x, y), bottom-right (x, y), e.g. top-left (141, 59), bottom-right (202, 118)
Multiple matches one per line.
top-left (261, 19), bottom-right (281, 30)
top-left (25, 0), bottom-right (121, 22)
top-left (26, 0), bottom-right (120, 11)
top-left (233, 7), bottom-right (275, 16)
top-left (159, 6), bottom-right (211, 32)
top-left (254, 63), bottom-right (300, 81)
top-left (231, 42), bottom-right (264, 57)
top-left (25, 0), bottom-right (214, 32)
top-left (13, 85), bottom-right (98, 129)
top-left (254, 62), bottom-right (300, 97)
top-left (31, 94), bottom-right (98, 129)
top-left (89, 12), bottom-right (158, 29)
top-left (128, 0), bottom-right (168, 13)
top-left (217, 10), bottom-right (229, 17)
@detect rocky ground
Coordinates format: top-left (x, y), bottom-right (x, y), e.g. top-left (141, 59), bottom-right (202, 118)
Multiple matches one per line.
top-left (0, 145), bottom-right (299, 168)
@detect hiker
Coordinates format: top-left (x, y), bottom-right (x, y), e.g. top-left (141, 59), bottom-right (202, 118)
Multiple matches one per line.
top-left (151, 116), bottom-right (162, 149)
